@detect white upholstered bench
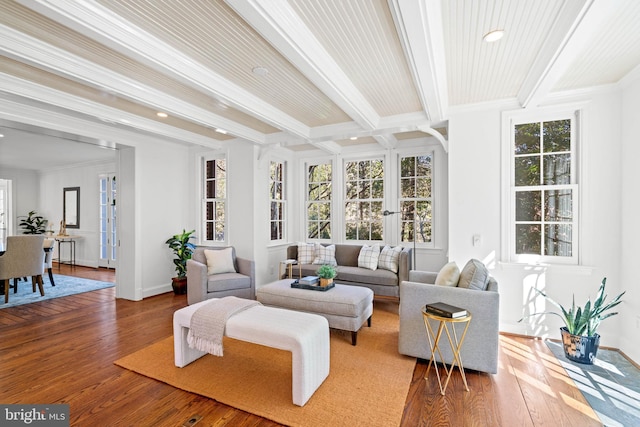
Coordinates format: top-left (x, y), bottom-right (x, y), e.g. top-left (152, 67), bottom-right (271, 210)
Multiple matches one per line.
top-left (257, 279), bottom-right (374, 345)
top-left (173, 299), bottom-right (330, 406)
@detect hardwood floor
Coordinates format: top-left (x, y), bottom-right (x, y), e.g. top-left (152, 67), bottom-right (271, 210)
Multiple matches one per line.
top-left (0, 264), bottom-right (603, 426)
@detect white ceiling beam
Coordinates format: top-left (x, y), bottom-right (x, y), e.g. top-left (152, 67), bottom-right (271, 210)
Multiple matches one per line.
top-left (14, 0), bottom-right (310, 141)
top-left (0, 79), bottom-right (222, 149)
top-left (518, 0), bottom-right (619, 108)
top-left (225, 0), bottom-right (380, 132)
top-left (389, 0), bottom-right (448, 123)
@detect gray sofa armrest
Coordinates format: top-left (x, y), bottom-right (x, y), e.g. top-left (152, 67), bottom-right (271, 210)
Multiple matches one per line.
top-left (408, 270), bottom-right (438, 283)
top-left (398, 279), bottom-right (500, 374)
top-left (397, 247), bottom-right (412, 284)
top-left (186, 258), bottom-right (208, 305)
top-left (236, 256), bottom-right (256, 297)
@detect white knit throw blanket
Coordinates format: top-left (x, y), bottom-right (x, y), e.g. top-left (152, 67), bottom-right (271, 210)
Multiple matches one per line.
top-left (187, 296), bottom-right (261, 357)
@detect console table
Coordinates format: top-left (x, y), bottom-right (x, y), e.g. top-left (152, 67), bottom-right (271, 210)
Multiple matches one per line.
top-left (53, 235), bottom-right (82, 268)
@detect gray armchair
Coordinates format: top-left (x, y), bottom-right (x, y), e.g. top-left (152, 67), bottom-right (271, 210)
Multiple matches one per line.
top-left (398, 268), bottom-right (500, 374)
top-left (186, 246), bottom-right (255, 305)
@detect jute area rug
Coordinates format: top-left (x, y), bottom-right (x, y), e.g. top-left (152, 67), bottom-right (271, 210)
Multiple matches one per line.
top-left (115, 300), bottom-right (416, 427)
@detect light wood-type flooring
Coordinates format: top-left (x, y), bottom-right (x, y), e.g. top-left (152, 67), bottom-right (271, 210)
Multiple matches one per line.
top-left (0, 263), bottom-right (603, 426)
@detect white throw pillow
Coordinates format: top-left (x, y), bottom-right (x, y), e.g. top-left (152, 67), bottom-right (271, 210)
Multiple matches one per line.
top-left (297, 242), bottom-right (315, 264)
top-left (312, 244), bottom-right (337, 266)
top-left (204, 248), bottom-right (236, 275)
top-left (435, 261), bottom-right (460, 287)
top-left (358, 244), bottom-right (380, 270)
top-left (378, 245), bottom-right (402, 273)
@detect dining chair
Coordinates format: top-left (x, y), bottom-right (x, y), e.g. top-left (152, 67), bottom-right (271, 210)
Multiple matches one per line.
top-left (43, 238), bottom-right (56, 286)
top-left (0, 235), bottom-right (46, 303)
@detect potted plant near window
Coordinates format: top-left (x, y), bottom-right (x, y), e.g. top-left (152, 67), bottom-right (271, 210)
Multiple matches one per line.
top-left (316, 264), bottom-right (337, 287)
top-left (520, 277), bottom-right (624, 364)
top-left (19, 210), bottom-right (48, 234)
top-left (165, 229), bottom-right (196, 295)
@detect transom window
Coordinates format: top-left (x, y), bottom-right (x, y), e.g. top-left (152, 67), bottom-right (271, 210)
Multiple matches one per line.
top-left (399, 155), bottom-right (433, 244)
top-left (344, 159), bottom-right (383, 241)
top-left (202, 156), bottom-right (226, 243)
top-left (510, 115), bottom-right (578, 263)
top-left (307, 162), bottom-right (332, 239)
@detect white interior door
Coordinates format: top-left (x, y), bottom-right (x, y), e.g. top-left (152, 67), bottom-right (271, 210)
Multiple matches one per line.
top-left (99, 174), bottom-right (117, 268)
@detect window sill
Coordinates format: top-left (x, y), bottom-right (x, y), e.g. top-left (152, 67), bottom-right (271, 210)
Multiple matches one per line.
top-left (497, 261), bottom-right (594, 276)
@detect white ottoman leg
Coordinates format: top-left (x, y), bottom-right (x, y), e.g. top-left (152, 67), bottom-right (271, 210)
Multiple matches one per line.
top-left (291, 316), bottom-right (330, 406)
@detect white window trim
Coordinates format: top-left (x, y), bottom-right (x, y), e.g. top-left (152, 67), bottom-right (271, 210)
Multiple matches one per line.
top-left (501, 106), bottom-right (583, 265)
top-left (304, 159), bottom-right (334, 242)
top-left (396, 150), bottom-right (436, 249)
top-left (199, 151), bottom-right (227, 245)
top-left (269, 159), bottom-right (287, 243)
top-left (342, 156), bottom-right (385, 243)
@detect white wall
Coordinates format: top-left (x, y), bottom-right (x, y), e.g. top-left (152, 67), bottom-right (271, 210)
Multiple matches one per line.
top-left (38, 161), bottom-right (116, 267)
top-left (0, 167), bottom-right (39, 234)
top-left (620, 74), bottom-right (640, 363)
top-left (448, 91), bottom-right (627, 349)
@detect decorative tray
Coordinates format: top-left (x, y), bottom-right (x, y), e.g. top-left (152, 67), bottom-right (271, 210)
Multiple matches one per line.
top-left (290, 280), bottom-right (335, 291)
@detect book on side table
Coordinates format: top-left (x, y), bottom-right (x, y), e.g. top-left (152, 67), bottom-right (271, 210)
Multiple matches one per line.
top-left (425, 302), bottom-right (468, 318)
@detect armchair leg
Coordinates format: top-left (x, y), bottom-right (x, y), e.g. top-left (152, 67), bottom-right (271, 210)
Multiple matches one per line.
top-left (4, 279), bottom-right (9, 303)
top-left (48, 268), bottom-right (55, 286)
top-left (32, 276), bottom-right (37, 292)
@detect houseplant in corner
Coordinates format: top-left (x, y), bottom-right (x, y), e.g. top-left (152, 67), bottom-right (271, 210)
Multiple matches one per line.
top-left (521, 277), bottom-right (624, 364)
top-left (19, 210), bottom-right (48, 234)
top-left (316, 264), bottom-right (337, 287)
top-left (165, 229), bottom-right (196, 295)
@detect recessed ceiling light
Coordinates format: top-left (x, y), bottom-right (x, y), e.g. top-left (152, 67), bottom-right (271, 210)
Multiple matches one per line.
top-left (483, 30), bottom-right (504, 43)
top-left (0, 134), bottom-right (4, 138)
top-left (215, 128), bottom-right (228, 135)
top-left (252, 66), bottom-right (269, 77)
top-left (350, 137), bottom-right (358, 140)
top-left (156, 112), bottom-right (168, 118)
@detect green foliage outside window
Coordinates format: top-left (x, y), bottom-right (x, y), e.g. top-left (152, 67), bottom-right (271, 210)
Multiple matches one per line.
top-left (344, 160), bottom-right (383, 240)
top-left (514, 119), bottom-right (573, 257)
top-left (307, 163), bottom-right (332, 239)
top-left (399, 155), bottom-right (433, 244)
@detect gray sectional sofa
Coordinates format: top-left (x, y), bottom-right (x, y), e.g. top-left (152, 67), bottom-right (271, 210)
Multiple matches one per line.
top-left (285, 243), bottom-right (412, 297)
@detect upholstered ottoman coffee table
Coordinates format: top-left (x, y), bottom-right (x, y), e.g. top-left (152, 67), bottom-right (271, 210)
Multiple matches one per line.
top-left (257, 279), bottom-right (374, 345)
top-left (173, 299), bottom-right (330, 406)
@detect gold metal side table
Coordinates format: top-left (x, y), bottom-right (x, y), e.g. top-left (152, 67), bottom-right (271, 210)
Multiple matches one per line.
top-left (422, 308), bottom-right (472, 395)
top-left (279, 259), bottom-right (298, 279)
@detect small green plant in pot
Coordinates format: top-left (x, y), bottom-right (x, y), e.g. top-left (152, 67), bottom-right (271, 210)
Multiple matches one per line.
top-left (316, 264), bottom-right (337, 287)
top-left (520, 277), bottom-right (624, 364)
top-left (19, 210), bottom-right (48, 234)
top-left (165, 229), bottom-right (196, 295)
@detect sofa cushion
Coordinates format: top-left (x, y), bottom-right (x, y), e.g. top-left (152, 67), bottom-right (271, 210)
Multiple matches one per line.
top-left (297, 242), bottom-right (315, 264)
top-left (207, 272), bottom-right (251, 292)
top-left (458, 259), bottom-right (489, 290)
top-left (204, 248), bottom-right (236, 275)
top-left (336, 266), bottom-right (398, 287)
top-left (435, 262), bottom-right (460, 287)
top-left (312, 243), bottom-right (337, 266)
top-left (358, 244), bottom-right (380, 270)
top-left (378, 245), bottom-right (402, 273)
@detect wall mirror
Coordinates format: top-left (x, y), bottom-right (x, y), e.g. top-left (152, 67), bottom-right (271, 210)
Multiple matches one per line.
top-left (63, 187), bottom-right (80, 229)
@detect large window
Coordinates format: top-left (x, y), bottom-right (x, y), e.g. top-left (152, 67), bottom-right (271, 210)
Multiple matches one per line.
top-left (202, 156), bottom-right (226, 243)
top-left (344, 159), bottom-right (384, 241)
top-left (270, 161), bottom-right (286, 241)
top-left (510, 115), bottom-right (578, 263)
top-left (399, 155), bottom-right (433, 244)
top-left (307, 162), bottom-right (332, 239)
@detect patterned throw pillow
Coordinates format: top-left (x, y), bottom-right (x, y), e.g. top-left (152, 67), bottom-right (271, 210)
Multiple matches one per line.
top-left (358, 244), bottom-right (380, 270)
top-left (312, 244), bottom-right (337, 266)
top-left (378, 245), bottom-right (402, 273)
top-left (297, 242), bottom-right (316, 264)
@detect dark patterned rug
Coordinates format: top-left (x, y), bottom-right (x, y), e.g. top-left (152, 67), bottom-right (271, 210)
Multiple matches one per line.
top-left (546, 340), bottom-right (640, 426)
top-left (1, 274), bottom-right (114, 309)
